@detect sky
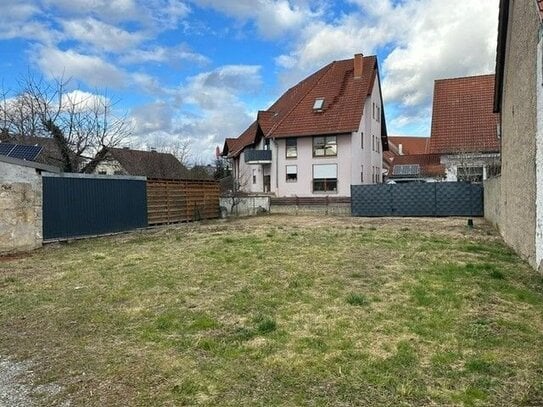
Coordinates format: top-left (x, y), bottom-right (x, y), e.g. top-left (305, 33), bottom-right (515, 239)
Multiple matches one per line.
top-left (0, 0), bottom-right (500, 163)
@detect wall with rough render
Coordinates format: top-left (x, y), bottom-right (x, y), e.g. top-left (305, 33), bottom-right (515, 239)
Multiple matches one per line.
top-left (499, 0), bottom-right (539, 268)
top-left (484, 176), bottom-right (502, 229)
top-left (0, 161), bottom-right (43, 253)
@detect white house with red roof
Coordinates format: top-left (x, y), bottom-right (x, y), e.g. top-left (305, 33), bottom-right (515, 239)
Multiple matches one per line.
top-left (429, 74), bottom-right (501, 182)
top-left (222, 54), bottom-right (388, 197)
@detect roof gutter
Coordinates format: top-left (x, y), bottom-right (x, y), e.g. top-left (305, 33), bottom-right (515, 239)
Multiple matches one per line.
top-left (494, 0), bottom-right (510, 113)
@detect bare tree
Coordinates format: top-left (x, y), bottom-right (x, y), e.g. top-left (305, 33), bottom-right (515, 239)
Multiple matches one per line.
top-left (0, 74), bottom-right (131, 172)
top-left (151, 138), bottom-right (192, 166)
top-left (447, 148), bottom-right (501, 182)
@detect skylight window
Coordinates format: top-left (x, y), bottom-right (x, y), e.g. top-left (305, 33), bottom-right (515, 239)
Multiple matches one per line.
top-left (313, 98), bottom-right (324, 110)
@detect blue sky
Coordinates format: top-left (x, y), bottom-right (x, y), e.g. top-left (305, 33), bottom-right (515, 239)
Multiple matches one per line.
top-left (0, 0), bottom-right (499, 163)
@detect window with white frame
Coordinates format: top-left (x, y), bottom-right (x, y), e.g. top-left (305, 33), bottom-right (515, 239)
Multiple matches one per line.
top-left (313, 135), bottom-right (337, 157)
top-left (286, 138), bottom-right (297, 158)
top-left (286, 165), bottom-right (298, 182)
top-left (313, 164), bottom-right (337, 192)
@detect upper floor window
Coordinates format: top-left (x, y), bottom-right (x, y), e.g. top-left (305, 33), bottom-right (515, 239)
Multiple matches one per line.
top-left (286, 138), bottom-right (297, 158)
top-left (313, 135), bottom-right (337, 157)
top-left (264, 138), bottom-right (271, 150)
top-left (361, 132), bottom-right (364, 149)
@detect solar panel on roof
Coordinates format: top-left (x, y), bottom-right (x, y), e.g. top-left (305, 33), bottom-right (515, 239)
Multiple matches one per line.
top-left (0, 143), bottom-right (43, 161)
top-left (393, 164), bottom-right (420, 176)
top-left (0, 143), bottom-right (15, 156)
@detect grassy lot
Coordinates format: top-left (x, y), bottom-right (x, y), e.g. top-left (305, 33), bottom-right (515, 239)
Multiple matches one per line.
top-left (1, 215), bottom-right (543, 406)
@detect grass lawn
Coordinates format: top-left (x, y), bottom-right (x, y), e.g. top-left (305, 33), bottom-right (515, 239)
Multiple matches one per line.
top-left (1, 215), bottom-right (543, 406)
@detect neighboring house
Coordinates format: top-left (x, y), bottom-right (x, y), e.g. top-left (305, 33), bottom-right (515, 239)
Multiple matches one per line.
top-left (429, 75), bottom-right (501, 182)
top-left (388, 136), bottom-right (430, 155)
top-left (491, 0), bottom-right (543, 270)
top-left (222, 54), bottom-right (388, 197)
top-left (0, 133), bottom-right (75, 169)
top-left (94, 147), bottom-right (190, 179)
top-left (388, 154), bottom-right (445, 182)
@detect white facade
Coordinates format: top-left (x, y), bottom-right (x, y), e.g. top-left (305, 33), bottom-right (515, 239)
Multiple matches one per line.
top-left (441, 153), bottom-right (501, 182)
top-left (232, 78), bottom-right (384, 197)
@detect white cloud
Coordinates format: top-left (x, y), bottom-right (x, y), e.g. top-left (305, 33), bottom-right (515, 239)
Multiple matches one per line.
top-left (192, 0), bottom-right (319, 38)
top-left (61, 90), bottom-right (110, 112)
top-left (61, 18), bottom-right (144, 53)
top-left (275, 0), bottom-right (499, 134)
top-left (120, 44), bottom-right (210, 66)
top-left (32, 46), bottom-right (126, 88)
top-left (128, 64), bottom-right (262, 162)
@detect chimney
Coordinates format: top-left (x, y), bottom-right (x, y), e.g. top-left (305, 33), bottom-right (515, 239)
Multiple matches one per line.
top-left (399, 144), bottom-right (403, 155)
top-left (354, 53), bottom-right (364, 79)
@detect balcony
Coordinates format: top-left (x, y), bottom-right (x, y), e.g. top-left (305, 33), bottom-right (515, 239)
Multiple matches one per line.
top-left (244, 149), bottom-right (272, 164)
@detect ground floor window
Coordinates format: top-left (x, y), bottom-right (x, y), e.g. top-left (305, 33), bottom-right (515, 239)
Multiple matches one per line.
top-left (286, 165), bottom-right (297, 182)
top-left (313, 164), bottom-right (337, 192)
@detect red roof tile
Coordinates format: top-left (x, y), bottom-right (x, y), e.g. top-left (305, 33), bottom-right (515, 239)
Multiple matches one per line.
top-left (225, 55), bottom-right (382, 157)
top-left (388, 136), bottom-right (430, 155)
top-left (429, 74), bottom-right (500, 154)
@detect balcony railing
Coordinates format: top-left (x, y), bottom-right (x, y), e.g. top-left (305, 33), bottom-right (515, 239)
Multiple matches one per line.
top-left (244, 149), bottom-right (272, 164)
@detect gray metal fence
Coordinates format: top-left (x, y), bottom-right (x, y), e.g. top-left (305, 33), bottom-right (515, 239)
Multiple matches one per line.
top-left (351, 182), bottom-right (483, 217)
top-left (42, 173), bottom-right (148, 240)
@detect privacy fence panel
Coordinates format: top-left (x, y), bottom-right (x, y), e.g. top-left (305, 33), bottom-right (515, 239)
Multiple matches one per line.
top-left (43, 174), bottom-right (148, 240)
top-left (147, 179), bottom-right (220, 225)
top-left (351, 182), bottom-right (483, 217)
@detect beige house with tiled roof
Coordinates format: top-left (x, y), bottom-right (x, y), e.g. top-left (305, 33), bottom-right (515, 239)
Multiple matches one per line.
top-left (222, 54), bottom-right (388, 197)
top-left (429, 74), bottom-right (501, 182)
top-left (93, 147), bottom-right (190, 179)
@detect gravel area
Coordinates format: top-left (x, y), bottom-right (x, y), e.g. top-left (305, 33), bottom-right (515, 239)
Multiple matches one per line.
top-left (0, 357), bottom-right (67, 407)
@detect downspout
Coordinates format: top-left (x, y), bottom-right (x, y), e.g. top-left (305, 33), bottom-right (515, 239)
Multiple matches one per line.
top-left (273, 138), bottom-right (279, 190)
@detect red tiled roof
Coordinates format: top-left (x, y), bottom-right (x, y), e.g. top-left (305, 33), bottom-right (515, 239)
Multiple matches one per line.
top-left (393, 153), bottom-right (445, 178)
top-left (429, 74), bottom-right (500, 154)
top-left (388, 136), bottom-right (430, 155)
top-left (225, 55), bottom-right (382, 157)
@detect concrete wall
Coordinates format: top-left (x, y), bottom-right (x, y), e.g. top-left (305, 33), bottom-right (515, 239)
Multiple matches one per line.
top-left (220, 196), bottom-right (270, 217)
top-left (271, 203), bottom-right (351, 216)
top-left (538, 35), bottom-right (543, 271)
top-left (499, 0), bottom-right (539, 268)
top-left (0, 161), bottom-right (42, 254)
top-left (484, 176), bottom-right (502, 228)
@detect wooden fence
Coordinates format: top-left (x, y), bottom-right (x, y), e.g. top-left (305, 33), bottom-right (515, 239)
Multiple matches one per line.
top-left (147, 179), bottom-right (220, 225)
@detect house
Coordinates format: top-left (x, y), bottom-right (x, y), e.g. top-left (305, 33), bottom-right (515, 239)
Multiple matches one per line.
top-left (222, 54), bottom-right (388, 197)
top-left (0, 133), bottom-right (75, 169)
top-left (490, 0), bottom-right (543, 270)
top-left (93, 147), bottom-right (191, 179)
top-left (388, 153), bottom-right (444, 182)
top-left (429, 75), bottom-right (501, 182)
top-left (388, 136), bottom-right (430, 155)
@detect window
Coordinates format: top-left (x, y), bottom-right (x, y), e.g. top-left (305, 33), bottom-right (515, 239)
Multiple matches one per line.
top-left (377, 106), bottom-right (381, 123)
top-left (98, 171), bottom-right (107, 175)
top-left (360, 165), bottom-right (364, 183)
top-left (313, 135), bottom-right (337, 157)
top-left (313, 98), bottom-right (325, 110)
top-left (286, 165), bottom-right (297, 182)
top-left (286, 138), bottom-right (297, 158)
top-left (372, 135), bottom-right (375, 151)
top-left (313, 164), bottom-right (337, 192)
top-left (372, 102), bottom-right (375, 119)
top-left (264, 138), bottom-right (270, 150)
top-left (361, 132), bottom-right (364, 149)
top-left (252, 169), bottom-right (257, 184)
top-left (377, 137), bottom-right (380, 153)
top-left (457, 166), bottom-right (484, 183)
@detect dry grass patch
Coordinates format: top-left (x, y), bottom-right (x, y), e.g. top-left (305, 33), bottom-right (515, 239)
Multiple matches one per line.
top-left (1, 214), bottom-right (543, 406)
